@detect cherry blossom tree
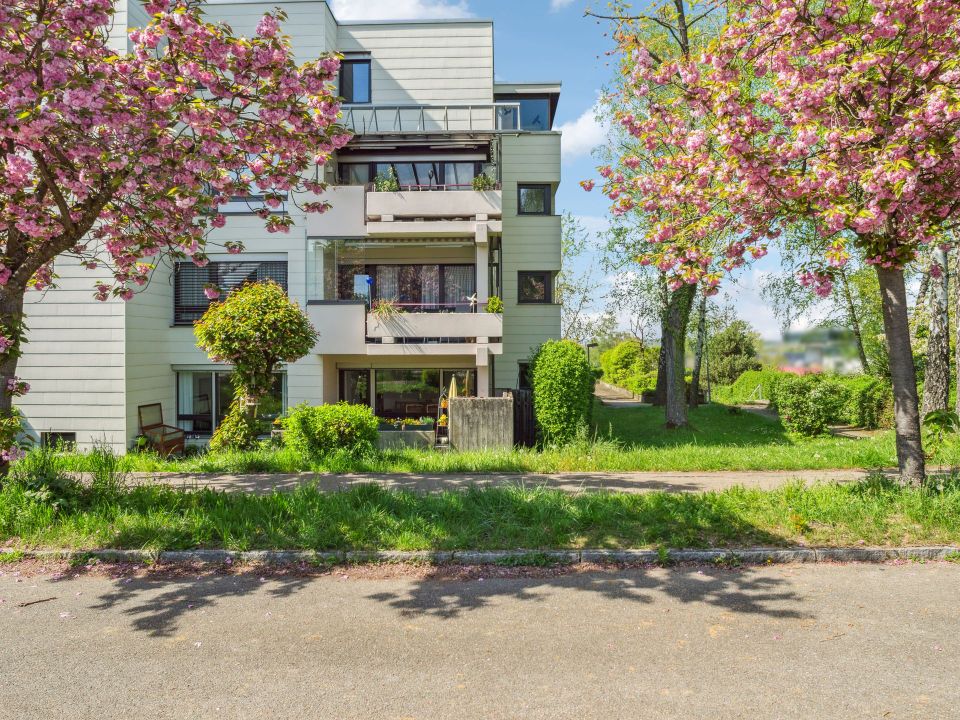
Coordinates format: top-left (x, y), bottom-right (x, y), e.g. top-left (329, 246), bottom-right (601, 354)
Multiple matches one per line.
top-left (0, 0), bottom-right (348, 472)
top-left (599, 0), bottom-right (960, 482)
top-left (588, 0), bottom-right (738, 428)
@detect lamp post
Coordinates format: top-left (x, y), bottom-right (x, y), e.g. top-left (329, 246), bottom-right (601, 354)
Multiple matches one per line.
top-left (586, 341), bottom-right (598, 366)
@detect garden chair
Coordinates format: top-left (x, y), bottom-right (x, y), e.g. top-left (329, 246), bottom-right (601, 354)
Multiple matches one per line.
top-left (137, 403), bottom-right (185, 457)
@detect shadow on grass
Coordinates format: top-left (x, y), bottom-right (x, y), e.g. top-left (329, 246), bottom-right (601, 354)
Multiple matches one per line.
top-left (367, 565), bottom-right (812, 621)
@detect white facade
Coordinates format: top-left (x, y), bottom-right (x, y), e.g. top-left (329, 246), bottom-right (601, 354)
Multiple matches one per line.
top-left (16, 0), bottom-right (563, 451)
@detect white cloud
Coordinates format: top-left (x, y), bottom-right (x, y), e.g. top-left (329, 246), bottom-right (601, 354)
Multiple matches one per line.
top-left (550, 0), bottom-right (577, 10)
top-left (556, 102), bottom-right (608, 161)
top-left (329, 0), bottom-right (472, 21)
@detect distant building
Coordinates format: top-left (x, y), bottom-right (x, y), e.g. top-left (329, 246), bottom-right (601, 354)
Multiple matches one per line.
top-left (780, 327), bottom-right (862, 374)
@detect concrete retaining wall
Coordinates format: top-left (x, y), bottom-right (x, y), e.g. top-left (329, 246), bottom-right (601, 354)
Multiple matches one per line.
top-left (377, 430), bottom-right (434, 450)
top-left (448, 396), bottom-right (513, 451)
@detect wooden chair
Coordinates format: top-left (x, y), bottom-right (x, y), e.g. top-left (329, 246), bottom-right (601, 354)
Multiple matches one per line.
top-left (138, 403), bottom-right (185, 457)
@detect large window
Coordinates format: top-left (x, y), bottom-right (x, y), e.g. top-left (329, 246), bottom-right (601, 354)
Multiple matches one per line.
top-left (337, 263), bottom-right (476, 312)
top-left (495, 95), bottom-right (554, 131)
top-left (372, 368), bottom-right (476, 419)
top-left (174, 260), bottom-right (287, 325)
top-left (338, 161), bottom-right (481, 190)
top-left (517, 184), bottom-right (551, 215)
top-left (340, 59), bottom-right (371, 104)
top-left (518, 270), bottom-right (554, 304)
top-left (176, 371), bottom-right (285, 437)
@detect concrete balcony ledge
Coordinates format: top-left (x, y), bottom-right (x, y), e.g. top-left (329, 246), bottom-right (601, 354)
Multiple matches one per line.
top-left (367, 311), bottom-right (502, 341)
top-left (367, 190), bottom-right (501, 221)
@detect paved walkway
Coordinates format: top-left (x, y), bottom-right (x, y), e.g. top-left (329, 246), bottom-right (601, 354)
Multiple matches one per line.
top-left (2, 562), bottom-right (958, 718)
top-left (118, 468), bottom-right (887, 495)
top-left (594, 381), bottom-right (648, 407)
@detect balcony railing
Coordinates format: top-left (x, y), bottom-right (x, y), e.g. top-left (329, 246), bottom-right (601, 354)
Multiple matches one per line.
top-left (342, 103), bottom-right (522, 135)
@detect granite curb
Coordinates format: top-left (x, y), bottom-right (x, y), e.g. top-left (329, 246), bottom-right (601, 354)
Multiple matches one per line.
top-left (3, 546), bottom-right (958, 566)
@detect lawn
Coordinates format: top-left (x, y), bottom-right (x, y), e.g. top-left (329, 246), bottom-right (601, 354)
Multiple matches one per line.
top-left (56, 402), bottom-right (960, 474)
top-left (3, 476), bottom-right (960, 551)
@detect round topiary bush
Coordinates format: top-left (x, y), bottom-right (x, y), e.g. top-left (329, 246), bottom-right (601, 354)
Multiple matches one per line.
top-left (280, 402), bottom-right (379, 458)
top-left (530, 339), bottom-right (595, 446)
top-left (775, 374), bottom-right (850, 436)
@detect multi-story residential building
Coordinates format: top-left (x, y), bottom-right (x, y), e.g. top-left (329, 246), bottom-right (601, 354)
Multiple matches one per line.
top-left (16, 0), bottom-right (562, 452)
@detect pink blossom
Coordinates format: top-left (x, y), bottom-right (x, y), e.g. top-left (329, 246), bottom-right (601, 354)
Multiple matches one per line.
top-left (203, 285), bottom-right (221, 300)
top-left (580, 180), bottom-right (595, 192)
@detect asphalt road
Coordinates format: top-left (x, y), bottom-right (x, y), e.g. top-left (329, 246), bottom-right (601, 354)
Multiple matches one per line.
top-left (2, 561), bottom-right (958, 719)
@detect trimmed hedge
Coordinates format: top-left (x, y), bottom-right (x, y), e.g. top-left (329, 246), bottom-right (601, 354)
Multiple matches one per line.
top-left (599, 340), bottom-right (659, 396)
top-left (531, 340), bottom-right (595, 446)
top-left (281, 402), bottom-right (379, 458)
top-left (712, 368), bottom-right (786, 405)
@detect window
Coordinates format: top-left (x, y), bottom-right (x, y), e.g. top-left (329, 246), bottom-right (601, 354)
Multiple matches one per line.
top-left (340, 59), bottom-right (371, 104)
top-left (41, 431), bottom-right (77, 449)
top-left (340, 369), bottom-right (371, 406)
top-left (518, 270), bottom-right (554, 304)
top-left (517, 362), bottom-right (531, 390)
top-left (338, 161), bottom-right (480, 190)
top-left (495, 94), bottom-right (555, 131)
top-left (174, 260), bottom-right (288, 325)
top-left (177, 371), bottom-right (285, 437)
top-left (517, 184), bottom-right (551, 215)
top-left (337, 263), bottom-right (476, 312)
top-left (372, 368), bottom-right (476, 420)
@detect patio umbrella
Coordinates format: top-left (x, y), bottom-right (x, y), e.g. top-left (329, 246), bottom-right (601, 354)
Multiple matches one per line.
top-left (449, 376), bottom-right (459, 399)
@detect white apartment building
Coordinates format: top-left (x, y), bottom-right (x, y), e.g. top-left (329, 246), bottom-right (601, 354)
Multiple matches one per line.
top-left (16, 0), bottom-right (563, 452)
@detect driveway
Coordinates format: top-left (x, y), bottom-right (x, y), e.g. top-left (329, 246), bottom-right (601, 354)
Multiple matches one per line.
top-left (1, 561), bottom-right (957, 719)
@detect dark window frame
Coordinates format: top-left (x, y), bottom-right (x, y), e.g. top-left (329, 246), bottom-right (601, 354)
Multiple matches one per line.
top-left (338, 161), bottom-right (482, 190)
top-left (339, 58), bottom-right (372, 104)
top-left (517, 362), bottom-right (532, 390)
top-left (173, 260), bottom-right (288, 325)
top-left (517, 184), bottom-right (552, 215)
top-left (337, 262), bottom-right (477, 312)
top-left (176, 370), bottom-right (286, 437)
top-left (40, 431), bottom-right (77, 449)
top-left (517, 270), bottom-right (554, 304)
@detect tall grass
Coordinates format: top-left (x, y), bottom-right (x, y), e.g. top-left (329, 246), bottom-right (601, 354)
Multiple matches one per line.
top-left (2, 475), bottom-right (960, 551)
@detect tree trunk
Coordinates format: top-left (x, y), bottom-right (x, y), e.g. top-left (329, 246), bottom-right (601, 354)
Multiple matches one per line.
top-left (689, 288), bottom-right (707, 408)
top-left (652, 276), bottom-right (670, 406)
top-left (663, 283), bottom-right (696, 428)
top-left (839, 271), bottom-right (870, 374)
top-left (921, 246), bottom-right (950, 417)
top-left (875, 266), bottom-right (925, 483)
top-left (0, 285), bottom-right (26, 478)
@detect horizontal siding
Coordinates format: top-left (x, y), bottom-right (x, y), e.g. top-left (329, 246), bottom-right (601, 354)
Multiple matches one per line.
top-left (202, 1), bottom-right (334, 62)
top-left (339, 23), bottom-right (493, 105)
top-left (18, 255), bottom-right (127, 451)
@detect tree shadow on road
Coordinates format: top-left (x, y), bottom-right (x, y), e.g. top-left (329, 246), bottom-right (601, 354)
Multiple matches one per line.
top-left (51, 564), bottom-right (317, 638)
top-left (367, 563), bottom-right (813, 622)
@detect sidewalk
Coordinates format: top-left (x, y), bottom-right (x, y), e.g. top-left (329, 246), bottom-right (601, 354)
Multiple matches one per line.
top-left (116, 468), bottom-right (887, 495)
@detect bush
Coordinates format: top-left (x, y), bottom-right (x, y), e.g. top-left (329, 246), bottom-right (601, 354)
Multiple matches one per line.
top-left (706, 320), bottom-right (762, 386)
top-left (839, 375), bottom-right (893, 429)
top-left (775, 375), bottom-right (850, 436)
top-left (713, 368), bottom-right (788, 405)
top-left (281, 403), bottom-right (379, 458)
top-left (530, 340), bottom-right (595, 446)
top-left (8, 443), bottom-right (81, 507)
top-left (599, 340), bottom-right (659, 394)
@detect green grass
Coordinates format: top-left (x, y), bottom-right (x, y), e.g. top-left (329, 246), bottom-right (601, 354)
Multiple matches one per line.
top-left (3, 476), bottom-right (960, 551)
top-left (55, 403), bottom-right (960, 474)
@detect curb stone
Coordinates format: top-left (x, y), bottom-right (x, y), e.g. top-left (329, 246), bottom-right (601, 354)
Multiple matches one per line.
top-left (2, 546), bottom-right (958, 567)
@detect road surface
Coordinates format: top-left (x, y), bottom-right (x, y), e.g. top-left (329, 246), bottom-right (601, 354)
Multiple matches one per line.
top-left (1, 561), bottom-right (957, 719)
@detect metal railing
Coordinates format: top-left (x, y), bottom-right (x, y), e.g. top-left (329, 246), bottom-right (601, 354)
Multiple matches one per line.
top-left (342, 103), bottom-right (522, 134)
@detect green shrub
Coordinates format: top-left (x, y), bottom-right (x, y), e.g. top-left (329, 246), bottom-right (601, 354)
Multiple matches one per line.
top-left (715, 368), bottom-right (789, 405)
top-left (9, 443), bottom-right (81, 507)
top-left (599, 340), bottom-right (658, 393)
top-left (838, 375), bottom-right (893, 429)
top-left (775, 375), bottom-right (850, 436)
top-left (281, 402), bottom-right (379, 458)
top-left (485, 295), bottom-right (503, 313)
top-left (530, 340), bottom-right (595, 446)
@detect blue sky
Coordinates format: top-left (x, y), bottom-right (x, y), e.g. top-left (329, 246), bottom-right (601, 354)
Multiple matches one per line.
top-left (330, 0), bottom-right (792, 339)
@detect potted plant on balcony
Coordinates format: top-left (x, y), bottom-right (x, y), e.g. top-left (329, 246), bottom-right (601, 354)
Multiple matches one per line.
top-left (485, 295), bottom-right (503, 314)
top-left (374, 166), bottom-right (400, 192)
top-left (472, 172), bottom-right (496, 191)
top-left (371, 299), bottom-right (404, 318)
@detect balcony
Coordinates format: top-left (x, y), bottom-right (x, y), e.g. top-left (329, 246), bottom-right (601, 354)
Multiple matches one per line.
top-left (306, 186), bottom-right (501, 239)
top-left (342, 103), bottom-right (521, 135)
top-left (306, 302), bottom-right (503, 358)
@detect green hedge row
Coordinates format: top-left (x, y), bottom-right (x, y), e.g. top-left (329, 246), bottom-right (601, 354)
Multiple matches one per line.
top-left (598, 340), bottom-right (659, 396)
top-left (716, 370), bottom-right (893, 436)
